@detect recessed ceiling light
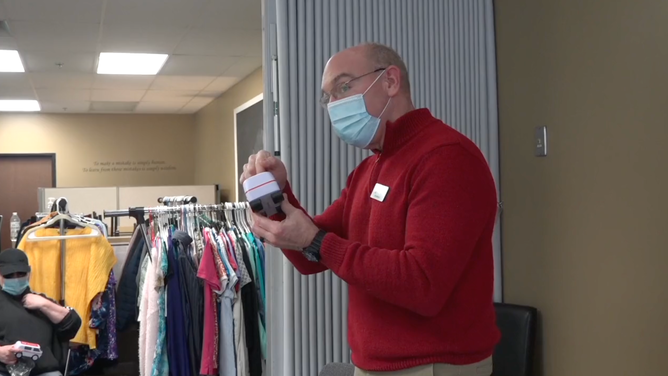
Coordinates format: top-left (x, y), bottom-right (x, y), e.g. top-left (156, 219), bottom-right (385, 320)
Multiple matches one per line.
top-left (0, 50), bottom-right (25, 72)
top-left (97, 52), bottom-right (169, 75)
top-left (0, 100), bottom-right (40, 112)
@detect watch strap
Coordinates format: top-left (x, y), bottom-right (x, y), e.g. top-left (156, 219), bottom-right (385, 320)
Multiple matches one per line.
top-left (303, 229), bottom-right (327, 262)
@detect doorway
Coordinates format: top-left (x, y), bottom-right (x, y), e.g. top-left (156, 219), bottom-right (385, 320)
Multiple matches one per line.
top-left (0, 154), bottom-right (56, 250)
top-left (234, 94), bottom-right (264, 201)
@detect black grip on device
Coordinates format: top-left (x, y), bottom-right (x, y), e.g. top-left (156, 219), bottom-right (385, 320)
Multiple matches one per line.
top-left (249, 190), bottom-right (284, 217)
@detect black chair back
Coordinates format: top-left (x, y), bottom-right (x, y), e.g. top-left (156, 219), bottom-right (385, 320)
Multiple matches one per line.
top-left (493, 303), bottom-right (538, 376)
top-left (319, 303), bottom-right (538, 376)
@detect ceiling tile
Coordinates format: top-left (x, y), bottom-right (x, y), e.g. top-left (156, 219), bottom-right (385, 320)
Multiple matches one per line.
top-left (142, 90), bottom-right (198, 102)
top-left (9, 21), bottom-right (100, 52)
top-left (204, 76), bottom-right (241, 91)
top-left (0, 0), bottom-right (262, 113)
top-left (91, 89), bottom-right (146, 102)
top-left (179, 98), bottom-right (214, 113)
top-left (90, 101), bottom-right (139, 112)
top-left (3, 0), bottom-right (104, 23)
top-left (30, 72), bottom-right (94, 89)
top-left (198, 90), bottom-right (223, 99)
top-left (174, 29), bottom-right (262, 57)
top-left (92, 75), bottom-right (155, 90)
top-left (160, 55), bottom-right (237, 76)
top-left (0, 73), bottom-right (32, 88)
top-left (188, 97), bottom-right (215, 107)
top-left (223, 57), bottom-right (262, 78)
top-left (0, 86), bottom-right (35, 100)
top-left (197, 0), bottom-right (261, 30)
top-left (35, 88), bottom-right (91, 101)
top-left (0, 37), bottom-right (18, 49)
top-left (22, 50), bottom-right (96, 73)
top-left (135, 101), bottom-right (182, 113)
top-left (104, 0), bottom-right (208, 27)
top-left (100, 23), bottom-right (187, 54)
top-left (40, 100), bottom-right (92, 113)
top-left (150, 76), bottom-right (216, 91)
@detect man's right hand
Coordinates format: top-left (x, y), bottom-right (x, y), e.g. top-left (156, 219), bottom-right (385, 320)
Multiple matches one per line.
top-left (240, 150), bottom-right (288, 191)
top-left (0, 344), bottom-right (19, 365)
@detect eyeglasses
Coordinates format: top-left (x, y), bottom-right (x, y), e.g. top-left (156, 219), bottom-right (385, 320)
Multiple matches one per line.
top-left (320, 68), bottom-right (386, 108)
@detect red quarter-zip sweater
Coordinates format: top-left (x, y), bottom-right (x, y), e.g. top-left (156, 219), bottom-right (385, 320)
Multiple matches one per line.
top-left (278, 109), bottom-right (500, 371)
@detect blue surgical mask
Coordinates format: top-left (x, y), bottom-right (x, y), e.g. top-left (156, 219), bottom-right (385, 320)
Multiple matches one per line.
top-left (1, 277), bottom-right (29, 296)
top-left (327, 71), bottom-right (392, 148)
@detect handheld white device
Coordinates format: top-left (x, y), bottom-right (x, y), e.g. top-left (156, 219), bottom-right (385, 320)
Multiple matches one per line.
top-left (242, 171), bottom-right (284, 217)
top-left (13, 341), bottom-right (43, 361)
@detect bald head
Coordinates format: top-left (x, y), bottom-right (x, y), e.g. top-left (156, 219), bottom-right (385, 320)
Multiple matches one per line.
top-left (361, 43), bottom-right (411, 94)
top-left (322, 42), bottom-right (412, 99)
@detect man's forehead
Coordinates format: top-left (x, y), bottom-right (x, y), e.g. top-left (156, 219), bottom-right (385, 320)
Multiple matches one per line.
top-left (322, 48), bottom-right (371, 88)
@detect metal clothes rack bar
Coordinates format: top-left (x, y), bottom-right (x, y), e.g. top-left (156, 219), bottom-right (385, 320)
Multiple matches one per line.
top-left (158, 195), bottom-right (198, 206)
top-left (104, 203), bottom-right (246, 218)
top-left (54, 197), bottom-right (69, 306)
top-left (104, 202), bottom-right (251, 235)
top-left (53, 198), bottom-right (71, 375)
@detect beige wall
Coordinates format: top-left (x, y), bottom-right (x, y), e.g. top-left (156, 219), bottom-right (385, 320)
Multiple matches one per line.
top-left (0, 114), bottom-right (196, 187)
top-left (496, 1), bottom-right (667, 375)
top-left (194, 67), bottom-right (264, 201)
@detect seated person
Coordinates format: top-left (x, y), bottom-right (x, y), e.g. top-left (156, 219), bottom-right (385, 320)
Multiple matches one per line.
top-left (0, 248), bottom-right (82, 376)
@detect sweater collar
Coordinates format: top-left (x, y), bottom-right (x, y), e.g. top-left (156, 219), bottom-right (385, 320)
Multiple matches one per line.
top-left (374, 108), bottom-right (434, 155)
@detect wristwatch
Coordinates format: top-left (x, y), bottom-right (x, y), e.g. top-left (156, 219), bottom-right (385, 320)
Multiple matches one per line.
top-left (302, 229), bottom-right (327, 262)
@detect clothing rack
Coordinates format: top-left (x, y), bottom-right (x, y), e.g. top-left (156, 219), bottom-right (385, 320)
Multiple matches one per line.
top-left (109, 199), bottom-right (265, 376)
top-left (104, 202), bottom-right (250, 219)
top-left (37, 197), bottom-right (71, 374)
top-left (104, 200), bottom-right (249, 262)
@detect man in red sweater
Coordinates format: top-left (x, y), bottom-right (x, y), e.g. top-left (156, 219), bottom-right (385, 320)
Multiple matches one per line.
top-left (243, 43), bottom-right (499, 375)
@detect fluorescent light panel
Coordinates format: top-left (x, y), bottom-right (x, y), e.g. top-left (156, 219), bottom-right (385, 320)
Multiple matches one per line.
top-left (0, 100), bottom-right (40, 112)
top-left (0, 50), bottom-right (25, 72)
top-left (97, 52), bottom-right (169, 75)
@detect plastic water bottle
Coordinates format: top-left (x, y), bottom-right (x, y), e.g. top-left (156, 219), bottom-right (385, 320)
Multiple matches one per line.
top-left (10, 212), bottom-right (21, 246)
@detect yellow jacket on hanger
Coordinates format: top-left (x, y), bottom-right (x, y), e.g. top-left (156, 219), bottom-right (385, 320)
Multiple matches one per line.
top-left (18, 227), bottom-right (117, 348)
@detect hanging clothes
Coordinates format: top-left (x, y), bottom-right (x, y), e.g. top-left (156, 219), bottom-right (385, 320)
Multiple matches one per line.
top-left (198, 231), bottom-right (221, 375)
top-left (138, 247), bottom-right (159, 376)
top-left (121, 203), bottom-right (266, 376)
top-left (116, 224), bottom-right (148, 332)
top-left (151, 233), bottom-right (170, 376)
top-left (68, 271), bottom-right (119, 375)
top-left (174, 231), bottom-right (205, 376)
top-left (166, 231), bottom-right (192, 376)
top-left (18, 226), bottom-right (117, 348)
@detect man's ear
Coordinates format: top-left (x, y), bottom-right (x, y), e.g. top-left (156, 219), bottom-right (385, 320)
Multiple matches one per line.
top-left (385, 65), bottom-right (402, 97)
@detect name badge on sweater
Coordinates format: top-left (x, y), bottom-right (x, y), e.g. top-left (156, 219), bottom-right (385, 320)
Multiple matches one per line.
top-left (371, 183), bottom-right (389, 202)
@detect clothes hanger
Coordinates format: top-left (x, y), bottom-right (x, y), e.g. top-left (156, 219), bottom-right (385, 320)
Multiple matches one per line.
top-left (25, 213), bottom-right (101, 241)
top-left (223, 203), bottom-right (234, 230)
top-left (237, 203), bottom-right (252, 234)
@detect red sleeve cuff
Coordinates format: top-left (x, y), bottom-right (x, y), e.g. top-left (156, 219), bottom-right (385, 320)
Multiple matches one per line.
top-left (319, 232), bottom-right (348, 272)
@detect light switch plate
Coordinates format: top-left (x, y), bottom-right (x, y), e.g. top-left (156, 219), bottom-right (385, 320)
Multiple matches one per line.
top-left (535, 126), bottom-right (548, 157)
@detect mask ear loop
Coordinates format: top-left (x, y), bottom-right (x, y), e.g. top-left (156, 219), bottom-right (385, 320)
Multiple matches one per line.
top-left (363, 69), bottom-right (387, 96)
top-left (364, 70), bottom-right (392, 119)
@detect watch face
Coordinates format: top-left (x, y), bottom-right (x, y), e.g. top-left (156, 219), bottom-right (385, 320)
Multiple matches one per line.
top-left (303, 250), bottom-right (319, 262)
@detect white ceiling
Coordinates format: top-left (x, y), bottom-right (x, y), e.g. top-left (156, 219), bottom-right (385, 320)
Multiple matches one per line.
top-left (0, 0), bottom-right (263, 114)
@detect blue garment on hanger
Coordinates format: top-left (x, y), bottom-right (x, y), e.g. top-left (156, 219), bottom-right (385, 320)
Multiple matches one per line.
top-left (166, 233), bottom-right (192, 376)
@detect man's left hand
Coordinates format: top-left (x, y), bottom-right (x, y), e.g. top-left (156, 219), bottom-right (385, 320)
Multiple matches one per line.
top-left (22, 293), bottom-right (49, 310)
top-left (252, 195), bottom-right (320, 250)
